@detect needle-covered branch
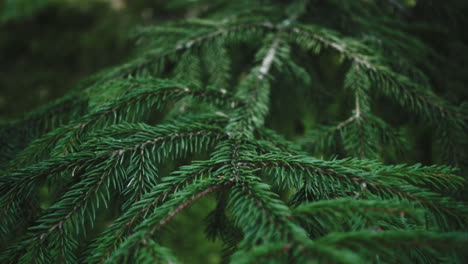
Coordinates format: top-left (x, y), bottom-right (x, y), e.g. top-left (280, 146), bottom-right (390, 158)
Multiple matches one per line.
top-left (1, 0), bottom-right (467, 263)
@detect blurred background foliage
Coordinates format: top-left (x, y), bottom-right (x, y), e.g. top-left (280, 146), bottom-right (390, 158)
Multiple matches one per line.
top-left (0, 0), bottom-right (190, 119)
top-left (1, 0), bottom-right (467, 263)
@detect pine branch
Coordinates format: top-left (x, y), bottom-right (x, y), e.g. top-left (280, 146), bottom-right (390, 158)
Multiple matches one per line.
top-left (0, 93), bottom-right (86, 169)
top-left (232, 242), bottom-right (365, 264)
top-left (292, 199), bottom-right (425, 236)
top-left (131, 239), bottom-right (179, 264)
top-left (233, 231), bottom-right (468, 264)
top-left (243, 154), bottom-right (467, 227)
top-left (2, 1), bottom-right (467, 263)
top-left (0, 120), bottom-right (227, 240)
top-left (8, 79), bottom-right (239, 168)
top-left (3, 156), bottom-right (124, 263)
top-left (89, 21), bottom-right (276, 85)
top-left (56, 78), bottom-right (240, 155)
top-left (227, 34), bottom-right (283, 137)
top-left (104, 178), bottom-right (233, 264)
top-left (255, 128), bottom-right (305, 155)
top-left (249, 153), bottom-right (464, 192)
top-left (0, 93), bottom-right (86, 137)
top-left (315, 230), bottom-right (468, 262)
top-left (84, 159), bottom-right (227, 263)
top-left (228, 179), bottom-right (307, 247)
top-left (289, 25), bottom-right (468, 123)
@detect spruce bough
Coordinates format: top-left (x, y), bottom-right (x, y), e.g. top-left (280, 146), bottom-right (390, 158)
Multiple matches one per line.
top-left (1, 0), bottom-right (467, 263)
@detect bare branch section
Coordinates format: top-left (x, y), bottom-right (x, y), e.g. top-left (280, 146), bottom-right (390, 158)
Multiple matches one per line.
top-left (258, 36), bottom-right (280, 80)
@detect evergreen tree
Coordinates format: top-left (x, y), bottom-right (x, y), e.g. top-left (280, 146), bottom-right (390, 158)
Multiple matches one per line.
top-left (1, 0), bottom-right (467, 263)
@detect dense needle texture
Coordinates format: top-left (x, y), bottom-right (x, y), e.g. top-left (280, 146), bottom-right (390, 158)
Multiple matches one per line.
top-left (0, 0), bottom-right (467, 263)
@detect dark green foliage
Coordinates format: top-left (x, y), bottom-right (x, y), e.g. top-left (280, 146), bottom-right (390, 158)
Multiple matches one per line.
top-left (1, 0), bottom-right (467, 263)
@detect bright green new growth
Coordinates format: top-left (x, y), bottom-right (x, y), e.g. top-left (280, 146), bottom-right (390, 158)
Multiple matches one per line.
top-left (1, 0), bottom-right (467, 263)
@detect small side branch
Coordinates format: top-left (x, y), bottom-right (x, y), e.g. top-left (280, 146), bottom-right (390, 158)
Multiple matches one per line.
top-left (113, 181), bottom-right (234, 263)
top-left (151, 182), bottom-right (234, 235)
